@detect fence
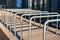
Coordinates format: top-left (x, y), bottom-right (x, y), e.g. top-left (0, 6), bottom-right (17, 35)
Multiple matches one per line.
top-left (0, 9), bottom-right (60, 40)
top-left (44, 19), bottom-right (60, 40)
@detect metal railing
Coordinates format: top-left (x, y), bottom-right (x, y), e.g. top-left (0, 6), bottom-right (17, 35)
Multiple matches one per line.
top-left (44, 19), bottom-right (60, 40)
top-left (2, 10), bottom-right (48, 39)
top-left (29, 14), bottom-right (60, 40)
top-left (13, 11), bottom-right (48, 40)
top-left (0, 5), bottom-right (5, 22)
top-left (3, 10), bottom-right (48, 40)
top-left (5, 11), bottom-right (12, 28)
top-left (4, 9), bottom-right (48, 37)
top-left (0, 10), bottom-right (5, 23)
top-left (3, 10), bottom-right (58, 40)
top-left (20, 12), bottom-right (58, 40)
top-left (0, 9), bottom-right (60, 40)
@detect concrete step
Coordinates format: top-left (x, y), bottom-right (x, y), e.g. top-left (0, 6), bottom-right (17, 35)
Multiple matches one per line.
top-left (11, 24), bottom-right (29, 29)
top-left (12, 26), bottom-right (39, 32)
top-left (7, 22), bottom-right (28, 26)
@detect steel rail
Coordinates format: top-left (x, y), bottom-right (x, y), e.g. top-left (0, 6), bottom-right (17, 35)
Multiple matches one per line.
top-left (20, 12), bottom-right (58, 40)
top-left (14, 11), bottom-right (48, 40)
top-left (29, 14), bottom-right (60, 40)
top-left (5, 9), bottom-right (47, 37)
top-left (44, 19), bottom-right (60, 40)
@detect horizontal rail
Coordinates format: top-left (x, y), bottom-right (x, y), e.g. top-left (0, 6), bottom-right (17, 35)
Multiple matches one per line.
top-left (21, 12), bottom-right (58, 24)
top-left (1, 10), bottom-right (48, 38)
top-left (13, 11), bottom-right (48, 40)
top-left (6, 10), bottom-right (48, 40)
top-left (10, 12), bottom-right (58, 40)
top-left (7, 10), bottom-right (47, 40)
top-left (44, 19), bottom-right (60, 40)
top-left (29, 14), bottom-right (60, 40)
top-left (5, 9), bottom-right (48, 13)
top-left (1, 10), bottom-right (59, 40)
top-left (20, 12), bottom-right (58, 40)
top-left (17, 11), bottom-right (48, 40)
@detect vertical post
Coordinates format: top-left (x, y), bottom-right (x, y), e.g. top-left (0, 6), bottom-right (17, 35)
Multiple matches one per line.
top-left (14, 13), bottom-right (16, 36)
top-left (10, 12), bottom-right (12, 32)
top-left (43, 22), bottom-right (47, 40)
top-left (29, 18), bottom-right (32, 40)
top-left (46, 13), bottom-right (49, 31)
top-left (20, 15), bottom-right (23, 40)
top-left (3, 10), bottom-right (6, 25)
top-left (56, 14), bottom-right (58, 35)
top-left (5, 11), bottom-right (8, 28)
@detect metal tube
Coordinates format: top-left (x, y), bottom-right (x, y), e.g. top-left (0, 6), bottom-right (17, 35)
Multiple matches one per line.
top-left (20, 12), bottom-right (58, 40)
top-left (1, 11), bottom-right (4, 23)
top-left (44, 19), bottom-right (60, 40)
top-left (14, 13), bottom-right (16, 36)
top-left (3, 10), bottom-right (6, 25)
top-left (20, 15), bottom-right (23, 40)
top-left (1, 11), bottom-right (3, 22)
top-left (6, 11), bottom-right (10, 28)
top-left (29, 14), bottom-right (60, 40)
top-left (2, 11), bottom-right (4, 23)
top-left (15, 11), bottom-right (48, 40)
top-left (0, 10), bottom-right (2, 21)
top-left (9, 10), bottom-right (58, 40)
top-left (20, 12), bottom-right (48, 40)
top-left (29, 17), bottom-right (32, 40)
top-left (4, 10), bottom-right (6, 24)
top-left (13, 11), bottom-right (37, 40)
top-left (10, 12), bottom-right (12, 32)
top-left (56, 15), bottom-right (58, 35)
top-left (5, 11), bottom-right (8, 28)
top-left (31, 15), bottom-right (60, 19)
top-left (47, 13), bottom-right (58, 31)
